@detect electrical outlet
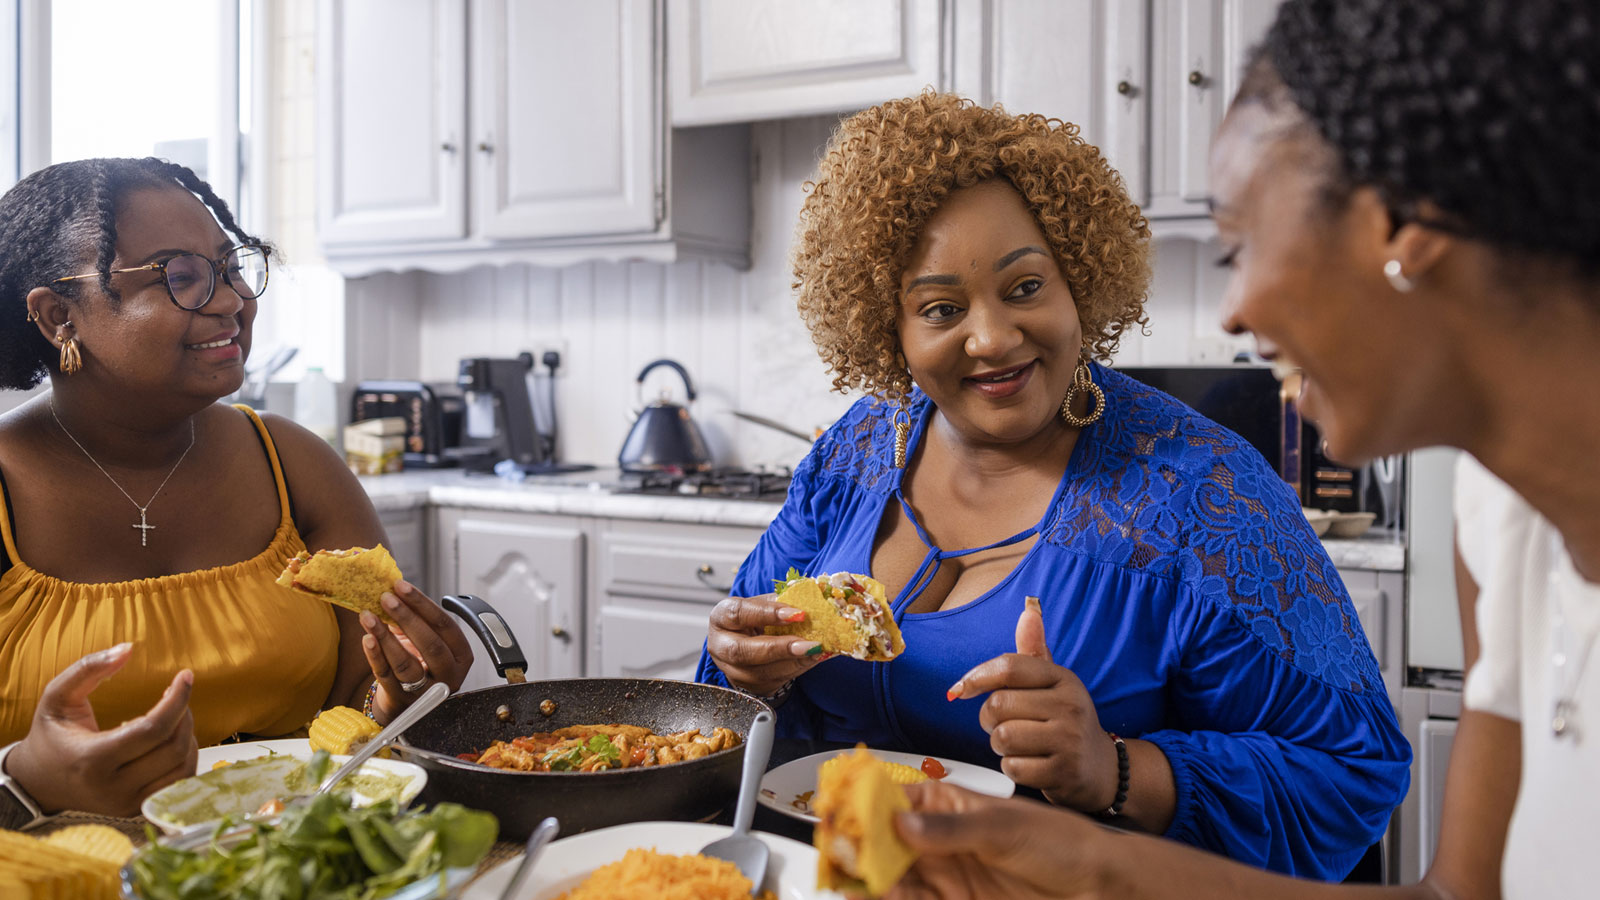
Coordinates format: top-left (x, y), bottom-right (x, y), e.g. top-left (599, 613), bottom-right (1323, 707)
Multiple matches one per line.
top-left (534, 338), bottom-right (570, 374)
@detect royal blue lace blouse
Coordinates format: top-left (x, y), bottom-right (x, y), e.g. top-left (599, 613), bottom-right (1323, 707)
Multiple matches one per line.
top-left (695, 364), bottom-right (1410, 879)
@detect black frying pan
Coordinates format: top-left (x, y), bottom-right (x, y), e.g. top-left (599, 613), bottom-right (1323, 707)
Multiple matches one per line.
top-left (396, 596), bottom-right (771, 840)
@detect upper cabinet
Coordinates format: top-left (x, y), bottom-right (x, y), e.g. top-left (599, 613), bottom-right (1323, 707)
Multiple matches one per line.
top-left (952, 0), bottom-right (1281, 220)
top-left (316, 0), bottom-right (751, 275)
top-left (668, 0), bottom-right (944, 126)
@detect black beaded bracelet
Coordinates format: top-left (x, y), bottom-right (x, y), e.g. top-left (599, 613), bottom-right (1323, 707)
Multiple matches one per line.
top-left (1102, 733), bottom-right (1130, 819)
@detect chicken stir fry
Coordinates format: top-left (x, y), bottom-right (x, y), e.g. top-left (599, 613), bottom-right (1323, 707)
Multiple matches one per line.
top-left (465, 724), bottom-right (742, 772)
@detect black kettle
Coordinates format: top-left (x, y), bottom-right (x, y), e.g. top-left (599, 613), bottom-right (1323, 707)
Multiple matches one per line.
top-left (618, 359), bottom-right (714, 473)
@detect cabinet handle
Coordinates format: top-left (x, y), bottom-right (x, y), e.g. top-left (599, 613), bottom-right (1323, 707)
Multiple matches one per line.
top-left (476, 141), bottom-right (494, 154)
top-left (551, 626), bottom-right (571, 641)
top-left (1188, 70), bottom-right (1206, 87)
top-left (696, 564), bottom-right (733, 594)
top-left (440, 142), bottom-right (457, 153)
top-left (1116, 80), bottom-right (1136, 97)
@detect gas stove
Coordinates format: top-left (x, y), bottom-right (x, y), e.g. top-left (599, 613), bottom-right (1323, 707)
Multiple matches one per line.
top-left (615, 467), bottom-right (793, 502)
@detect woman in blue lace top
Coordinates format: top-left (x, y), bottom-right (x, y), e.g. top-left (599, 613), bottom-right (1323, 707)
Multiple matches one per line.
top-left (694, 93), bottom-right (1408, 880)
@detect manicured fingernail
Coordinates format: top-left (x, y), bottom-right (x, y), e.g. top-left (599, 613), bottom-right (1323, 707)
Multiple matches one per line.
top-left (176, 669), bottom-right (193, 688)
top-left (382, 594), bottom-right (400, 611)
top-left (946, 681), bottom-right (963, 701)
top-left (797, 642), bottom-right (823, 657)
top-left (360, 611), bottom-right (380, 630)
top-left (395, 579), bottom-right (413, 594)
top-left (779, 607), bottom-right (806, 623)
top-left (362, 634), bottom-right (378, 652)
top-left (98, 642), bottom-right (133, 663)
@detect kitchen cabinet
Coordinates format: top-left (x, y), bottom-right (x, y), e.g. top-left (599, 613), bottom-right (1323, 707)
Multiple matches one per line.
top-left (1396, 687), bottom-right (1461, 885)
top-left (316, 0), bottom-right (750, 275)
top-left (950, 0), bottom-right (1282, 220)
top-left (590, 519), bottom-right (765, 680)
top-left (1338, 567), bottom-right (1404, 707)
top-left (376, 504), bottom-right (430, 599)
top-left (668, 0), bottom-right (943, 126)
top-left (432, 507), bottom-right (585, 691)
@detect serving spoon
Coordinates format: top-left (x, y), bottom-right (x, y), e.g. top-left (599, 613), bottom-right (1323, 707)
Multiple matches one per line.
top-left (495, 816), bottom-right (561, 900)
top-left (317, 682), bottom-right (450, 796)
top-left (699, 710), bottom-right (775, 895)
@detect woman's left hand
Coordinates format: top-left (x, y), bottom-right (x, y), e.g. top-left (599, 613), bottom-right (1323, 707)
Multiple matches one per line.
top-left (944, 599), bottom-right (1119, 813)
top-left (359, 580), bottom-right (476, 724)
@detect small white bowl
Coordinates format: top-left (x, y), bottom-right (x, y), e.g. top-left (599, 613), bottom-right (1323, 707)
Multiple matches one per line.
top-left (1326, 511), bottom-right (1377, 539)
top-left (1301, 507), bottom-right (1335, 537)
top-left (142, 752), bottom-right (427, 834)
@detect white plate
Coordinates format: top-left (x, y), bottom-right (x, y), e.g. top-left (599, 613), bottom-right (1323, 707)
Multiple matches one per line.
top-left (143, 744), bottom-right (427, 833)
top-left (463, 821), bottom-right (845, 900)
top-left (195, 738), bottom-right (309, 772)
top-left (758, 750), bottom-right (1015, 823)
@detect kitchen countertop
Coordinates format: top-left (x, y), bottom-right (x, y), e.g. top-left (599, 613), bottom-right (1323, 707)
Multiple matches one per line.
top-left (358, 469), bottom-right (1406, 571)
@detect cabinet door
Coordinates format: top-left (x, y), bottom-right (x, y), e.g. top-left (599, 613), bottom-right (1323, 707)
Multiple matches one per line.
top-left (950, 0), bottom-right (1148, 207)
top-left (472, 0), bottom-right (659, 240)
top-left (1337, 568), bottom-right (1404, 705)
top-left (669, 0), bottom-right (943, 125)
top-left (316, 0), bottom-right (467, 245)
top-left (377, 505), bottom-right (430, 599)
top-left (1145, 0), bottom-right (1279, 217)
top-left (595, 601), bottom-right (717, 680)
top-left (451, 512), bottom-right (585, 691)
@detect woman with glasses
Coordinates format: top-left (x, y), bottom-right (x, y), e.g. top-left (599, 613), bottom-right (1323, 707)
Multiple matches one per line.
top-left (0, 158), bottom-right (474, 821)
top-left (871, 1), bottom-right (1600, 897)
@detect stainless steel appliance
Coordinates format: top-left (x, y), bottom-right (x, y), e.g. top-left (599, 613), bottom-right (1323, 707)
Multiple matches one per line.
top-left (615, 467), bottom-right (792, 501)
top-left (350, 380), bottom-right (463, 468)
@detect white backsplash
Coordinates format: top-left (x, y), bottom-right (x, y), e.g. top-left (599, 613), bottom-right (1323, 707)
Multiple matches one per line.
top-left (342, 118), bottom-right (1240, 471)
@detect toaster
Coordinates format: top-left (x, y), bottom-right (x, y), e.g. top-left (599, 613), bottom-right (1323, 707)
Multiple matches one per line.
top-left (350, 380), bottom-right (463, 468)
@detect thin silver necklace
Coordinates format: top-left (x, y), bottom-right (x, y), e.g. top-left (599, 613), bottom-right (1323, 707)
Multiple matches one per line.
top-left (49, 399), bottom-right (196, 548)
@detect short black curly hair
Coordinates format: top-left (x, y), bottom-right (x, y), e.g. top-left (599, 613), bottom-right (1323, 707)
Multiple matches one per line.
top-left (0, 157), bottom-right (264, 390)
top-left (1238, 0), bottom-right (1600, 274)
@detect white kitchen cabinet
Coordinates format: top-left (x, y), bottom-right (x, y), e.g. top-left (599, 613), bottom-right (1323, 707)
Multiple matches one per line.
top-left (668, 0), bottom-right (944, 126)
top-left (1397, 687), bottom-right (1462, 885)
top-left (950, 0), bottom-right (1281, 220)
top-left (1337, 567), bottom-right (1405, 707)
top-left (590, 519), bottom-right (765, 679)
top-left (376, 504), bottom-right (430, 599)
top-left (316, 0), bottom-right (466, 245)
top-left (433, 507), bottom-right (585, 691)
top-left (316, 0), bottom-right (751, 274)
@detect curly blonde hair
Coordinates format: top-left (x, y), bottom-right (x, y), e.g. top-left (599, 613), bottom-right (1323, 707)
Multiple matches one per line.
top-left (793, 92), bottom-right (1151, 402)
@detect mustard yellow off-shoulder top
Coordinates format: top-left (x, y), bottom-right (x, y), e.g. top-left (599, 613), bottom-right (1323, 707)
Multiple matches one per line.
top-left (0, 405), bottom-right (340, 746)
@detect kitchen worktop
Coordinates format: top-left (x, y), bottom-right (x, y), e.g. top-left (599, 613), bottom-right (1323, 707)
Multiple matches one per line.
top-left (358, 469), bottom-right (1405, 571)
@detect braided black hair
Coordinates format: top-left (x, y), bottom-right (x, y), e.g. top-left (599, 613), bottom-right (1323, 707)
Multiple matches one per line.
top-left (1238, 0), bottom-right (1600, 274)
top-left (0, 157), bottom-right (265, 390)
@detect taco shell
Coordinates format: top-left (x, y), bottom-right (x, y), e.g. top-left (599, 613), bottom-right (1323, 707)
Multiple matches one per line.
top-left (764, 570), bottom-right (904, 661)
top-left (814, 745), bottom-right (918, 897)
top-left (276, 545), bottom-right (403, 625)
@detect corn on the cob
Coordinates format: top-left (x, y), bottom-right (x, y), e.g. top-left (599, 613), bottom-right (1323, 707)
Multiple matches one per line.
top-left (819, 753), bottom-right (928, 785)
top-left (308, 706), bottom-right (386, 757)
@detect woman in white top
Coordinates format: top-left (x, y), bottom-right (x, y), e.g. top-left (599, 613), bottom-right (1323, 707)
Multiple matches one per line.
top-left (874, 1), bottom-right (1600, 898)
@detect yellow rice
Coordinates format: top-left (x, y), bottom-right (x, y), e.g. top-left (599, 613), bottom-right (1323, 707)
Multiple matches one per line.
top-left (557, 847), bottom-right (777, 900)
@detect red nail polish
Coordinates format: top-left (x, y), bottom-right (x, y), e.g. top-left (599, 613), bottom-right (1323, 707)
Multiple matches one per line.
top-left (946, 687), bottom-right (960, 702)
top-left (780, 609), bottom-right (806, 623)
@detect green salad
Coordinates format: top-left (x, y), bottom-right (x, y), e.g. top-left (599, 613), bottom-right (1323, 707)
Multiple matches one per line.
top-left (130, 790), bottom-right (498, 900)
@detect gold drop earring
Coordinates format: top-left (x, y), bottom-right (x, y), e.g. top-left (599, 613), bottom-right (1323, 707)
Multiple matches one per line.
top-left (57, 323), bottom-right (83, 375)
top-left (1059, 356), bottom-right (1105, 427)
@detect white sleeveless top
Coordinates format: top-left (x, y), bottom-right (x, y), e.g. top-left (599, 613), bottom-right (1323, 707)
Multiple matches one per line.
top-left (1457, 455), bottom-right (1600, 898)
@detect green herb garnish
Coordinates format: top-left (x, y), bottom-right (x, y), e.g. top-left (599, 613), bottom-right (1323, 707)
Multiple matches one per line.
top-left (586, 734), bottom-right (621, 766)
top-left (772, 566), bottom-right (803, 594)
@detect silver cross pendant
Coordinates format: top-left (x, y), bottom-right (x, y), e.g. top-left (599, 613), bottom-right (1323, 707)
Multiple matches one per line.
top-left (132, 507), bottom-right (155, 547)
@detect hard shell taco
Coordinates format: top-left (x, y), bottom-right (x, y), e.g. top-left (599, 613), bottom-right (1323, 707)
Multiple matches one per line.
top-left (763, 569), bottom-right (905, 661)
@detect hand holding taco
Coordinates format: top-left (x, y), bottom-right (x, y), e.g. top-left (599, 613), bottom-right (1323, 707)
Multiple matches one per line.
top-left (763, 569), bottom-right (905, 661)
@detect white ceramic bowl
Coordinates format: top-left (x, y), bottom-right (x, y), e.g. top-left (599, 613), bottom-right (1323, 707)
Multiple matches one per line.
top-left (1326, 511), bottom-right (1377, 539)
top-left (141, 751), bottom-right (427, 834)
top-left (1301, 507), bottom-right (1335, 537)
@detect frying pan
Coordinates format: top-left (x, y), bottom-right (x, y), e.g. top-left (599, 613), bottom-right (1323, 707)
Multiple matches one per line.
top-left (398, 595), bottom-right (771, 840)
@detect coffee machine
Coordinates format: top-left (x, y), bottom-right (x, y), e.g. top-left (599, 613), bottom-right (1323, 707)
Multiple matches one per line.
top-left (457, 353), bottom-right (547, 471)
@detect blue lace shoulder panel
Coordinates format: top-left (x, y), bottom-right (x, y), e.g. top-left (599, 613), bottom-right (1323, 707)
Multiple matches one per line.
top-left (1046, 367), bottom-right (1384, 695)
top-left (808, 393), bottom-right (906, 495)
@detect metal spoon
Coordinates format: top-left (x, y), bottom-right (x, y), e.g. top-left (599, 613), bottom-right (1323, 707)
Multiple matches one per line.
top-left (496, 816), bottom-right (561, 900)
top-left (699, 710), bottom-right (775, 895)
top-left (317, 681), bottom-right (449, 796)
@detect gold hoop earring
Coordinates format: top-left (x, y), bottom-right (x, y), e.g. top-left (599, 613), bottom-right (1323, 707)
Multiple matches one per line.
top-left (57, 323), bottom-right (83, 375)
top-left (1060, 359), bottom-right (1104, 427)
top-left (24, 308), bottom-right (39, 323)
top-left (892, 402), bottom-right (911, 468)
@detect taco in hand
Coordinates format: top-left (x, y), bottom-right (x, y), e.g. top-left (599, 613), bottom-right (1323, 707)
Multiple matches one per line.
top-left (815, 745), bottom-right (918, 897)
top-left (276, 545), bottom-right (403, 625)
top-left (764, 569), bottom-right (904, 661)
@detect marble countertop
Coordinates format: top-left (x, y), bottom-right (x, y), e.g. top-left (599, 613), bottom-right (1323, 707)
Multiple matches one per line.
top-left (358, 470), bottom-right (1406, 570)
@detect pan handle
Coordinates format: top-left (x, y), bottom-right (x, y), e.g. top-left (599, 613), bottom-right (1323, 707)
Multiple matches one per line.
top-left (442, 594), bottom-right (529, 681)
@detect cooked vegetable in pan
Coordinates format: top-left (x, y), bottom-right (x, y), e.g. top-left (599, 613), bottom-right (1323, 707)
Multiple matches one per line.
top-left (463, 724), bottom-right (742, 772)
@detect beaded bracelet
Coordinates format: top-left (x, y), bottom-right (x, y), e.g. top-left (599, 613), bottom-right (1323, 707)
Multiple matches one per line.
top-left (361, 681), bottom-right (380, 720)
top-left (1102, 733), bottom-right (1130, 819)
top-left (734, 678), bottom-right (794, 710)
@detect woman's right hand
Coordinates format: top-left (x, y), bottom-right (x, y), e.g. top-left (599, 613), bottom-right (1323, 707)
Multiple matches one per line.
top-left (706, 593), bottom-right (828, 696)
top-left (882, 782), bottom-right (1105, 900)
top-left (6, 643), bottom-right (198, 817)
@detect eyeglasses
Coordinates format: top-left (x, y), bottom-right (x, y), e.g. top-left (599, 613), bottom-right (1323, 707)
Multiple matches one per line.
top-left (53, 244), bottom-right (270, 311)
